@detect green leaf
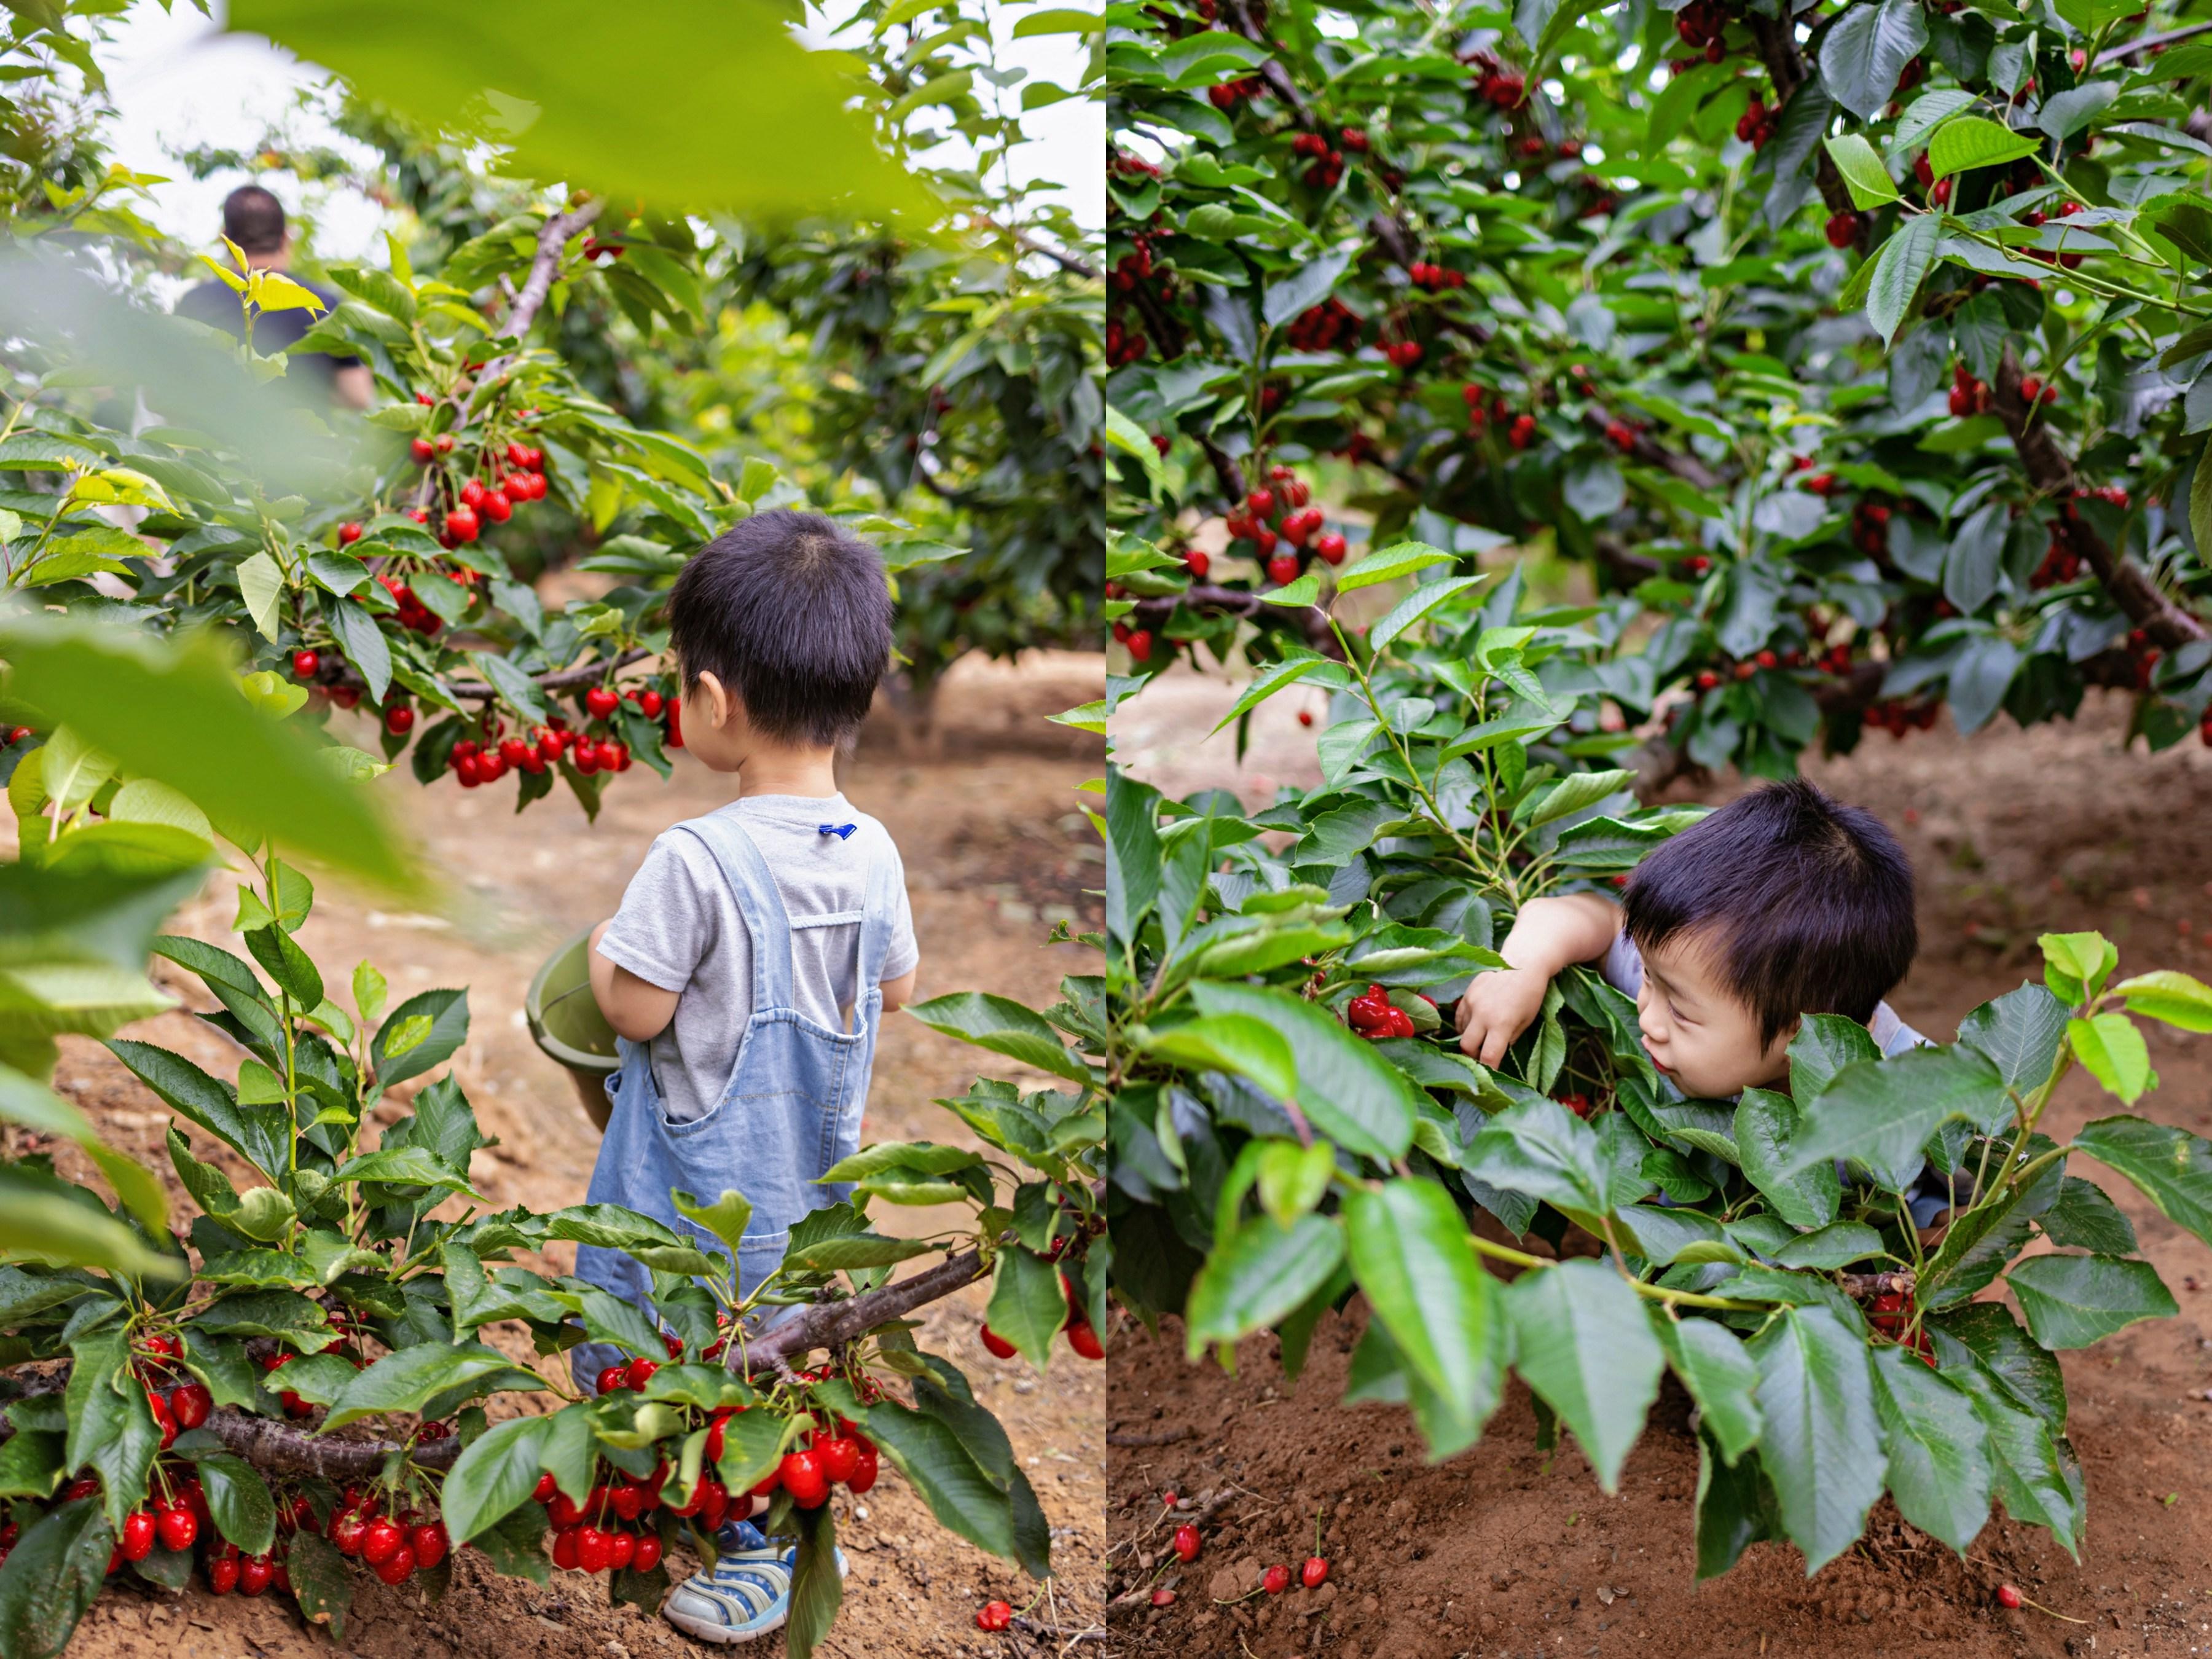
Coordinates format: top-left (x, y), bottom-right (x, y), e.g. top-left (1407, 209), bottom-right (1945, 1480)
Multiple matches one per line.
top-left (236, 551), bottom-right (284, 640)
top-left (1956, 983), bottom-right (2070, 1095)
top-left (2066, 1013), bottom-right (2153, 1103)
top-left (670, 1188), bottom-right (752, 1258)
top-left (1927, 115), bottom-right (2039, 178)
top-left (1188, 981), bottom-right (1417, 1161)
top-left (441, 1413), bottom-right (555, 1543)
top-left (1935, 1349), bottom-right (2080, 1556)
top-left (2006, 1253), bottom-right (2176, 1349)
top-left (1786, 1016), bottom-right (1881, 1102)
top-left (1869, 1346), bottom-right (1991, 1554)
top-left (227, 0), bottom-right (931, 224)
top-left (321, 1340), bottom-right (547, 1431)
top-left (1183, 1214), bottom-right (1345, 1354)
top-left (371, 987), bottom-right (469, 1089)
top-left (1136, 1015), bottom-right (1296, 1100)
top-left (1341, 1180), bottom-right (1505, 1438)
top-left (329, 598), bottom-right (392, 705)
top-left (785, 1503), bottom-right (843, 1659)
top-left (2070, 1116), bottom-right (2212, 1250)
top-left (984, 1246), bottom-right (1067, 1371)
top-left (1824, 133), bottom-right (1900, 208)
top-left (2039, 931), bottom-right (2116, 1004)
top-left (2037, 1175), bottom-right (2138, 1255)
top-left (191, 1450), bottom-right (276, 1555)
top-left (1524, 768), bottom-right (1633, 828)
top-left (857, 1401), bottom-right (1014, 1557)
top-left (1928, 1302), bottom-right (2068, 1430)
top-left (1749, 1305), bottom-right (1886, 1572)
top-left (1206, 654), bottom-right (1345, 735)
top-left (286, 1528), bottom-right (354, 1640)
top-left (107, 1037), bottom-right (290, 1181)
top-left (1260, 248), bottom-right (1355, 329)
top-left (1693, 1434), bottom-right (1781, 1581)
top-left (0, 1499), bottom-right (111, 1659)
top-left (1732, 1088), bottom-right (1841, 1230)
top-left (1818, 0), bottom-right (1930, 120)
top-left (1505, 1260), bottom-right (1662, 1494)
top-left (1771, 1221), bottom-right (1885, 1270)
top-left (1655, 1314), bottom-right (1762, 1466)
top-left (244, 920), bottom-right (324, 1010)
top-left (1866, 214), bottom-right (1943, 347)
top-left (1369, 576), bottom-right (1489, 655)
top-left (1335, 541), bottom-right (1454, 594)
top-left (2112, 970), bottom-right (2212, 1033)
top-left (1768, 1049), bottom-right (2010, 1186)
top-left (904, 991), bottom-right (1088, 1083)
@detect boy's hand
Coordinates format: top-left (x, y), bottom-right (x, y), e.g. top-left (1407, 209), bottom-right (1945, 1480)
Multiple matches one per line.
top-left (1456, 965), bottom-right (1551, 1068)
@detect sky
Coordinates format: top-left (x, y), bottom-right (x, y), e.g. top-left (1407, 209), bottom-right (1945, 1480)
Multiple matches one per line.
top-left (96, 0), bottom-right (1103, 269)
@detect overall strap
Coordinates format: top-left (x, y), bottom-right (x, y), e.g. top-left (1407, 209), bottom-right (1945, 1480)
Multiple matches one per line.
top-left (853, 838), bottom-right (900, 990)
top-left (675, 813), bottom-right (794, 1011)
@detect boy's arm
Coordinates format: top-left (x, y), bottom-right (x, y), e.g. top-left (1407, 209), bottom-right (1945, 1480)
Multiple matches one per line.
top-left (589, 919), bottom-right (681, 1042)
top-left (879, 966), bottom-right (917, 1015)
top-left (1456, 893), bottom-right (1622, 1067)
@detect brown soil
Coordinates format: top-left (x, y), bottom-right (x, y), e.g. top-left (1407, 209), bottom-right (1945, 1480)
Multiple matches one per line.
top-left (1109, 669), bottom-right (2212, 1659)
top-left (31, 653), bottom-right (1108, 1658)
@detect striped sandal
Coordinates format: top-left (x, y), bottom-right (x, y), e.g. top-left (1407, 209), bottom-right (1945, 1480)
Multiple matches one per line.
top-left (662, 1520), bottom-right (849, 1645)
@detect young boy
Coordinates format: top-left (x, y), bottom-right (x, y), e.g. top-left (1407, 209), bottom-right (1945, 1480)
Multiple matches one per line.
top-left (1457, 777), bottom-right (1961, 1231)
top-left (578, 509), bottom-right (919, 1645)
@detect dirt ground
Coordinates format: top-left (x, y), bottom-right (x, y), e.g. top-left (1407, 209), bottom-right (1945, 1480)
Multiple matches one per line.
top-left (1108, 665), bottom-right (2212, 1659)
top-left (29, 649), bottom-right (1108, 1659)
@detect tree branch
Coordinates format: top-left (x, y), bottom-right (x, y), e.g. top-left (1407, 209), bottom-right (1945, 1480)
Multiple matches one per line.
top-left (1129, 581), bottom-right (1342, 657)
top-left (323, 646), bottom-right (652, 705)
top-left (1746, 14), bottom-right (1867, 251)
top-left (1992, 346), bottom-right (2206, 649)
top-left (506, 201), bottom-right (604, 347)
top-left (2096, 17), bottom-right (2212, 63)
top-left (1580, 407), bottom-right (1720, 493)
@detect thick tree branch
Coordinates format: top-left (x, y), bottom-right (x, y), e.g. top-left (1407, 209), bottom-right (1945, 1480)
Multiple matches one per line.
top-left (506, 201), bottom-right (604, 347)
top-left (1197, 437), bottom-right (1247, 505)
top-left (1130, 581), bottom-right (1342, 657)
top-left (1992, 346), bottom-right (2206, 649)
top-left (2096, 18), bottom-right (2212, 63)
top-left (1580, 407), bottom-right (1721, 493)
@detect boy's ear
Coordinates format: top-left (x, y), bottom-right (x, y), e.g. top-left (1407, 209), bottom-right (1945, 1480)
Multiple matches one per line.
top-left (694, 671), bottom-right (733, 730)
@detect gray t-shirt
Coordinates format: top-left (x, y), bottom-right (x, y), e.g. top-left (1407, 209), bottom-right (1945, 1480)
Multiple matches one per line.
top-left (596, 794), bottom-right (919, 1125)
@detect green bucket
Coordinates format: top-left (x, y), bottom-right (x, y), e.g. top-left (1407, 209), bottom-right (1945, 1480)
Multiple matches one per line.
top-left (527, 928), bottom-right (619, 1130)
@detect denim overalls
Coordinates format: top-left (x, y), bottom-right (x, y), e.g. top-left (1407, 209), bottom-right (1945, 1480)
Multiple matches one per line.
top-left (568, 810), bottom-right (897, 1389)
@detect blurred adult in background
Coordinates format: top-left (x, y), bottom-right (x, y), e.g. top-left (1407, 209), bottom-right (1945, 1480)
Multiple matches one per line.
top-left (175, 184), bottom-right (372, 410)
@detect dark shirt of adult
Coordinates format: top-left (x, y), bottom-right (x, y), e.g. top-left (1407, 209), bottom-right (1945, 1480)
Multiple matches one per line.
top-left (174, 275), bottom-right (363, 394)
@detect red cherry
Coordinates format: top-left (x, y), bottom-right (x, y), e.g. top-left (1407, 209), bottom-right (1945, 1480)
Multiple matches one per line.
top-left (585, 686), bottom-right (619, 719)
top-left (506, 441), bottom-right (531, 468)
top-left (575, 1526), bottom-right (612, 1574)
top-left (1315, 531), bottom-right (1347, 563)
top-left (445, 504), bottom-right (480, 543)
top-left (551, 1528), bottom-right (581, 1571)
top-left (780, 1449), bottom-right (830, 1509)
top-left (817, 1436), bottom-right (861, 1484)
top-left (1125, 629), bottom-right (1154, 663)
top-left (361, 1516), bottom-right (404, 1566)
top-left (385, 704), bottom-right (415, 736)
top-left (1263, 1564), bottom-right (1292, 1594)
top-left (848, 1438), bottom-right (879, 1494)
top-left (459, 479), bottom-right (487, 509)
top-left (1303, 1556), bottom-right (1329, 1588)
top-left (1996, 1584), bottom-right (2023, 1609)
top-left (1267, 554), bottom-right (1300, 585)
top-left (146, 1389), bottom-right (177, 1449)
top-left (240, 1554), bottom-right (273, 1596)
top-left (976, 1601), bottom-right (1014, 1632)
top-left (624, 1357), bottom-right (659, 1392)
top-left (481, 488), bottom-right (512, 523)
top-left (410, 437), bottom-right (435, 464)
top-left (406, 1521), bottom-right (448, 1569)
top-left (154, 1502), bottom-right (200, 1553)
top-left (208, 1556), bottom-right (240, 1594)
top-left (434, 434), bottom-right (455, 455)
top-left (1298, 710), bottom-right (1314, 727)
top-left (1183, 548), bottom-right (1209, 580)
top-left (291, 649), bottom-right (320, 680)
top-left (980, 1324), bottom-right (1018, 1359)
top-left (639, 689), bottom-right (664, 717)
top-left (595, 1365), bottom-right (627, 1395)
top-left (168, 1381), bottom-right (213, 1430)
top-left (371, 1543), bottom-right (416, 1585)
top-left (337, 522), bottom-right (363, 545)
top-left (120, 1510), bottom-right (155, 1561)
top-left (1825, 211), bottom-right (1859, 248)
top-left (632, 1531), bottom-right (663, 1573)
top-left (604, 1529), bottom-right (635, 1570)
top-left (1247, 487), bottom-right (1276, 517)
top-left (1174, 1524), bottom-right (1202, 1563)
top-left (532, 1473), bottom-right (559, 1506)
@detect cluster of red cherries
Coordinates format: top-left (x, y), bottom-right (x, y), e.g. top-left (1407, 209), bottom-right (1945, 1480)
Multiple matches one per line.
top-left (1346, 982), bottom-right (1417, 1041)
top-left (1284, 297), bottom-right (1362, 353)
top-left (404, 431), bottom-right (552, 550)
top-left (1228, 465), bottom-right (1345, 584)
top-left (1463, 385), bottom-right (1540, 450)
top-left (316, 1488), bottom-right (452, 1587)
top-left (1867, 1290), bottom-right (1937, 1363)
top-left (1465, 50), bottom-right (1525, 108)
top-left (1204, 74), bottom-right (1265, 111)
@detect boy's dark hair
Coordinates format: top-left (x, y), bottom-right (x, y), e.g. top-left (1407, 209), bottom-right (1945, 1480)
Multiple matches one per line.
top-left (1623, 777), bottom-right (1916, 1046)
top-left (666, 509), bottom-right (892, 747)
top-left (222, 186), bottom-right (288, 256)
